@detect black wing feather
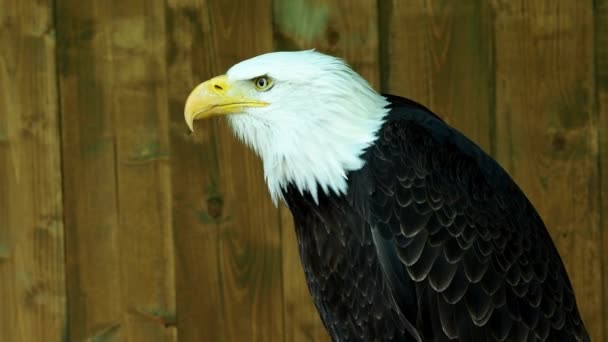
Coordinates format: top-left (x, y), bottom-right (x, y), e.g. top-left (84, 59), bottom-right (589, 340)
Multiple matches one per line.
top-left (350, 95), bottom-right (590, 341)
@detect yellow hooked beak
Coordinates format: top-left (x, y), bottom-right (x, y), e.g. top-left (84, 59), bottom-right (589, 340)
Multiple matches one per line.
top-left (184, 75), bottom-right (269, 131)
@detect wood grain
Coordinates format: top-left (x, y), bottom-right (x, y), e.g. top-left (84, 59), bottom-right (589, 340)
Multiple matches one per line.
top-left (2, 0), bottom-right (607, 339)
top-left (109, 1), bottom-right (176, 341)
top-left (0, 1), bottom-right (66, 340)
top-left (384, 0), bottom-right (494, 152)
top-left (57, 2), bottom-right (121, 338)
top-left (165, 1), bottom-right (225, 341)
top-left (273, 0), bottom-right (380, 340)
top-left (166, 0), bottom-right (283, 341)
top-left (595, 0), bottom-right (608, 338)
top-left (208, 1), bottom-right (284, 341)
top-left (491, 1), bottom-right (602, 340)
top-left (57, 0), bottom-right (175, 340)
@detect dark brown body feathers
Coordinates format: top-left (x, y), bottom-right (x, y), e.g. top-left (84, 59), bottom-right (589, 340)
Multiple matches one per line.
top-left (283, 96), bottom-right (589, 342)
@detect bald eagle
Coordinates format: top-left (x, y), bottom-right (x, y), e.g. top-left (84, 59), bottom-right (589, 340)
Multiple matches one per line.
top-left (184, 50), bottom-right (589, 341)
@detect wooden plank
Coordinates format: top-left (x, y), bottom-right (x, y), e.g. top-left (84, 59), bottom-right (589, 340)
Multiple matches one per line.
top-left (57, 2), bottom-right (121, 338)
top-left (272, 0), bottom-right (380, 340)
top-left (165, 1), bottom-right (224, 341)
top-left (274, 0), bottom-right (380, 86)
top-left (0, 1), bottom-right (66, 340)
top-left (595, 0), bottom-right (608, 338)
top-left (57, 0), bottom-right (175, 340)
top-left (384, 0), bottom-right (494, 152)
top-left (109, 1), bottom-right (176, 341)
top-left (492, 1), bottom-right (602, 340)
top-left (166, 1), bottom-right (283, 341)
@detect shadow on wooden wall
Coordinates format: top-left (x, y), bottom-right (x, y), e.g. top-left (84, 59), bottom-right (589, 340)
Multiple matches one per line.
top-left (1, 0), bottom-right (607, 341)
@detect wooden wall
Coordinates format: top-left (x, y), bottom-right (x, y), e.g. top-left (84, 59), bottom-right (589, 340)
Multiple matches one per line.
top-left (1, 0), bottom-right (607, 341)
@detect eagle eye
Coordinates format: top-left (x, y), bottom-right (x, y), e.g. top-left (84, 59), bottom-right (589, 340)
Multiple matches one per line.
top-left (253, 76), bottom-right (273, 91)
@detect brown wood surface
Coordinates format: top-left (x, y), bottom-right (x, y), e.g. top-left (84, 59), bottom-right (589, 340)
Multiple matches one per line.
top-left (166, 1), bottom-right (283, 341)
top-left (109, 1), bottom-right (176, 341)
top-left (209, 1), bottom-right (284, 341)
top-left (165, 1), bottom-right (225, 341)
top-left (384, 0), bottom-right (494, 151)
top-left (2, 0), bottom-right (606, 340)
top-left (57, 0), bottom-right (122, 337)
top-left (0, 1), bottom-right (66, 341)
top-left (57, 0), bottom-right (176, 340)
top-left (492, 1), bottom-right (602, 340)
top-left (595, 0), bottom-right (608, 339)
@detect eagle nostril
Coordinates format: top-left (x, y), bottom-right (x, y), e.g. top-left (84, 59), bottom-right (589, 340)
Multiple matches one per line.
top-left (214, 84), bottom-right (223, 91)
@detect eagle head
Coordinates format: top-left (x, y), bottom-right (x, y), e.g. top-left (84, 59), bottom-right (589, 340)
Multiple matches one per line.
top-left (184, 50), bottom-right (388, 203)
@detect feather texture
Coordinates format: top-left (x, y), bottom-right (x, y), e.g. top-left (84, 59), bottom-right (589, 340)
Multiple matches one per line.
top-left (282, 95), bottom-right (589, 341)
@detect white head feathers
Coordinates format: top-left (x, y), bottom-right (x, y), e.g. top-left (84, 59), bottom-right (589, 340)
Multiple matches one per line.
top-left (225, 50), bottom-right (389, 204)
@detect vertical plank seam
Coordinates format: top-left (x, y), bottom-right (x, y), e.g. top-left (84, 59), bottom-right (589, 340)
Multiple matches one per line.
top-left (50, 0), bottom-right (70, 339)
top-left (593, 0), bottom-right (607, 338)
top-left (421, 0), bottom-right (432, 106)
top-left (269, 5), bottom-right (288, 340)
top-left (108, 15), bottom-right (123, 333)
top-left (377, 0), bottom-right (391, 93)
top-left (486, 1), bottom-right (498, 158)
top-left (109, 30), bottom-right (122, 251)
top-left (210, 121), bottom-right (227, 342)
top-left (210, 132), bottom-right (227, 340)
top-left (162, 4), bottom-right (176, 336)
top-left (204, 3), bottom-right (228, 335)
top-left (104, 6), bottom-right (124, 334)
top-left (274, 2), bottom-right (288, 333)
top-left (159, 5), bottom-right (178, 334)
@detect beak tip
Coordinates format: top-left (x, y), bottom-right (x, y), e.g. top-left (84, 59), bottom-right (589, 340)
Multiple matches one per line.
top-left (185, 115), bottom-right (195, 132)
